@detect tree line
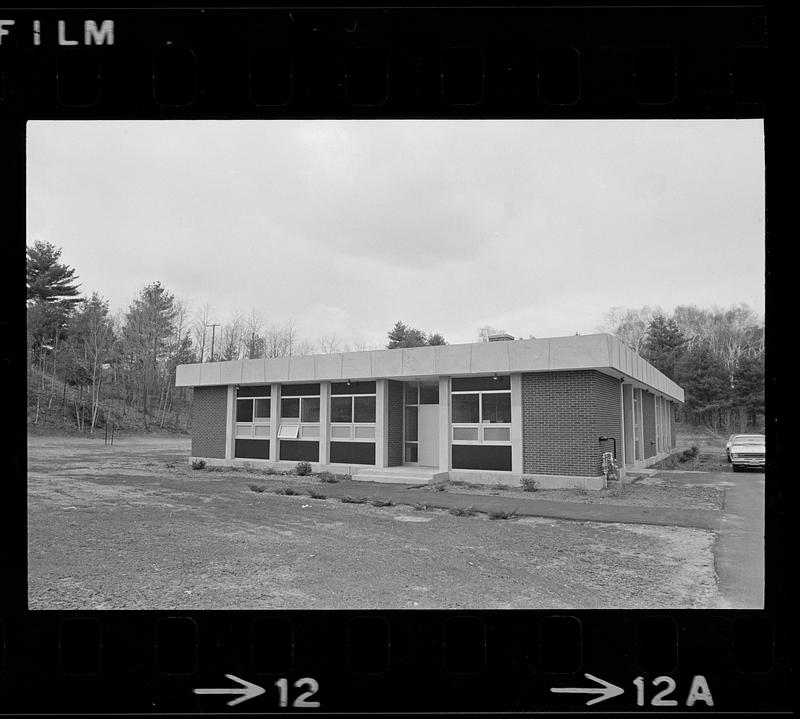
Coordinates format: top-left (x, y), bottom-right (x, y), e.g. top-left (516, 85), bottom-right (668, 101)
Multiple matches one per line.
top-left (26, 242), bottom-right (449, 433)
top-left (599, 304), bottom-right (765, 433)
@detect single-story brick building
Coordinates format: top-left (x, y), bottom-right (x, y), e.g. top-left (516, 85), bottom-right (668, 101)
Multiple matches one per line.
top-left (175, 333), bottom-right (683, 489)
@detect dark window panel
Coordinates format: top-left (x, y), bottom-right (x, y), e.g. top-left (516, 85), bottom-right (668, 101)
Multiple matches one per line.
top-left (330, 441), bottom-right (376, 465)
top-left (237, 385), bottom-right (271, 398)
top-left (452, 444), bottom-right (512, 471)
top-left (452, 375), bottom-right (511, 392)
top-left (235, 439), bottom-right (270, 460)
top-left (281, 397), bottom-right (300, 418)
top-left (281, 383), bottom-right (320, 397)
top-left (331, 381), bottom-right (376, 395)
top-left (482, 392), bottom-right (511, 423)
top-left (279, 440), bottom-right (319, 462)
top-left (419, 381), bottom-right (439, 404)
top-left (236, 399), bottom-right (254, 422)
top-left (354, 396), bottom-right (376, 423)
top-left (301, 397), bottom-right (320, 422)
top-left (331, 396), bottom-right (352, 423)
top-left (405, 406), bottom-right (418, 441)
top-left (452, 394), bottom-right (480, 423)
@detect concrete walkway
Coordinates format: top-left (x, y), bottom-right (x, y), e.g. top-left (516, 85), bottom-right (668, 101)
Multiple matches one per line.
top-left (300, 479), bottom-right (724, 530)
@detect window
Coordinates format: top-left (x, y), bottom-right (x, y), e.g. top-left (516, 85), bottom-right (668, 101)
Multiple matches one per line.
top-left (330, 382), bottom-right (377, 443)
top-left (279, 384), bottom-right (320, 445)
top-left (451, 378), bottom-right (512, 446)
top-left (235, 386), bottom-right (271, 440)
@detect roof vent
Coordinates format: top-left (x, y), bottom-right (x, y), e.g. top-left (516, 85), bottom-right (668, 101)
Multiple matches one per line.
top-left (488, 333), bottom-right (515, 342)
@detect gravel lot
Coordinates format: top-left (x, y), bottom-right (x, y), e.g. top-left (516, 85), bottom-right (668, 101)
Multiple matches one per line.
top-left (27, 434), bottom-right (723, 610)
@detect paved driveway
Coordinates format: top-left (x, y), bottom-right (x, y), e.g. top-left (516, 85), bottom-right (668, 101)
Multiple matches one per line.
top-left (657, 467), bottom-right (765, 608)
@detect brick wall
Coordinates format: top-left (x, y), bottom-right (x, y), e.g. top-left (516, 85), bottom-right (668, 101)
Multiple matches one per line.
top-left (595, 372), bottom-right (623, 471)
top-left (387, 380), bottom-right (403, 466)
top-left (521, 370), bottom-right (623, 477)
top-left (642, 390), bottom-right (656, 458)
top-left (191, 386), bottom-right (228, 459)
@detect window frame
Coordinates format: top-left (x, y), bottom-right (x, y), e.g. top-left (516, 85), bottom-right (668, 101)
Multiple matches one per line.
top-left (279, 385), bottom-right (321, 442)
top-left (235, 387), bottom-right (271, 441)
top-left (450, 385), bottom-right (512, 446)
top-left (329, 389), bottom-right (377, 443)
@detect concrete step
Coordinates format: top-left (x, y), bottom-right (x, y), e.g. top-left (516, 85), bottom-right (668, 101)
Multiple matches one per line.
top-left (353, 468), bottom-right (448, 485)
top-left (625, 467), bottom-right (659, 478)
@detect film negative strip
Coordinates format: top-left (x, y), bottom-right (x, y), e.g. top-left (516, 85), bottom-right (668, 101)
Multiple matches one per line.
top-left (3, 3), bottom-right (782, 716)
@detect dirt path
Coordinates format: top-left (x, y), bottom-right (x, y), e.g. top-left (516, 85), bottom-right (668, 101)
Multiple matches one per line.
top-left (27, 434), bottom-right (723, 609)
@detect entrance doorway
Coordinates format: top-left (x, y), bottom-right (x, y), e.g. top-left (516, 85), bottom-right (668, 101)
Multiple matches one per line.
top-left (403, 380), bottom-right (439, 466)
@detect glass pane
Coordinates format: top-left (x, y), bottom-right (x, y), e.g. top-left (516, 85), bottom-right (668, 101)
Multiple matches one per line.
top-left (301, 397), bottom-right (320, 422)
top-left (236, 399), bottom-right (253, 422)
top-left (331, 425), bottom-right (351, 438)
top-left (481, 392), bottom-right (511, 423)
top-left (452, 394), bottom-right (479, 423)
top-left (405, 443), bottom-right (418, 463)
top-left (277, 424), bottom-right (300, 439)
top-left (355, 426), bottom-right (375, 439)
top-left (236, 423), bottom-right (252, 437)
top-left (330, 396), bottom-right (352, 423)
top-left (280, 397), bottom-right (300, 418)
top-left (405, 382), bottom-right (418, 405)
top-left (301, 425), bottom-right (320, 438)
top-left (453, 426), bottom-right (479, 441)
top-left (483, 426), bottom-right (510, 442)
top-left (254, 398), bottom-right (270, 419)
top-left (405, 406), bottom-right (418, 441)
top-left (419, 381), bottom-right (439, 404)
top-left (254, 425), bottom-right (270, 437)
top-left (354, 396), bottom-right (376, 423)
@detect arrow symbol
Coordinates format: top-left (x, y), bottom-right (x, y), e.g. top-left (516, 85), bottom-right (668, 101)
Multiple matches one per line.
top-left (193, 674), bottom-right (266, 706)
top-left (550, 673), bottom-right (625, 706)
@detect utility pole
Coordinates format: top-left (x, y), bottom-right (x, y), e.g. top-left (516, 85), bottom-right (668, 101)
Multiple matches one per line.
top-left (206, 323), bottom-right (220, 362)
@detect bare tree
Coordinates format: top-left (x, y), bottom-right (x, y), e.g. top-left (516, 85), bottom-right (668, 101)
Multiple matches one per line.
top-left (243, 309), bottom-right (265, 359)
top-left (318, 334), bottom-right (340, 354)
top-left (192, 303), bottom-right (213, 362)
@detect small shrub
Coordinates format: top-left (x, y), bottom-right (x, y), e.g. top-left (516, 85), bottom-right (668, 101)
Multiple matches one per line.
top-left (370, 498), bottom-right (395, 507)
top-left (521, 477), bottom-right (539, 492)
top-left (191, 459), bottom-right (206, 470)
top-left (164, 461), bottom-right (177, 469)
top-left (295, 461), bottom-right (313, 476)
top-left (412, 503), bottom-right (430, 511)
top-left (488, 508), bottom-right (518, 520)
top-left (430, 482), bottom-right (448, 492)
top-left (340, 495), bottom-right (367, 504)
top-left (249, 484), bottom-right (267, 493)
top-left (265, 466), bottom-right (277, 475)
top-left (449, 506), bottom-right (477, 517)
top-left (274, 487), bottom-right (303, 496)
top-left (206, 466), bottom-right (224, 473)
top-left (317, 471), bottom-right (340, 483)
top-left (307, 488), bottom-right (327, 500)
top-left (575, 488), bottom-right (589, 496)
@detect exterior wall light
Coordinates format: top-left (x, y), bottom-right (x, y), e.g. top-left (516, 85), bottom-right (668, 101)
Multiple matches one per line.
top-left (492, 373), bottom-right (498, 381)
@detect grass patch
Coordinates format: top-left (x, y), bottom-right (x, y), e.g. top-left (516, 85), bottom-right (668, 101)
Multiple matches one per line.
top-left (248, 484), bottom-right (267, 493)
top-left (447, 479), bottom-right (484, 489)
top-left (191, 459), bottom-right (206, 470)
top-left (487, 508), bottom-right (518, 520)
top-left (340, 495), bottom-right (367, 504)
top-left (370, 498), bottom-right (395, 507)
top-left (206, 465), bottom-right (225, 473)
top-left (306, 488), bottom-right (328, 500)
top-left (430, 482), bottom-right (449, 492)
top-left (449, 506), bottom-right (477, 517)
top-left (411, 503), bottom-right (430, 511)
top-left (164, 461), bottom-right (177, 469)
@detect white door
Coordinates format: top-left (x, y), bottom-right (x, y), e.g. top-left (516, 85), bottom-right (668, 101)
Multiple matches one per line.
top-left (417, 404), bottom-right (439, 466)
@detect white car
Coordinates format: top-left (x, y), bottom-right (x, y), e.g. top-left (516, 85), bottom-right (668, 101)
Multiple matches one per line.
top-left (727, 434), bottom-right (766, 471)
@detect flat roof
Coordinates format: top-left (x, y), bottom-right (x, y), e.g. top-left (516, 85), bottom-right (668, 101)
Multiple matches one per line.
top-left (175, 333), bottom-right (684, 402)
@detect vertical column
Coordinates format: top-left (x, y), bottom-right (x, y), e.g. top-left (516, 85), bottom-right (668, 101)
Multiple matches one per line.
top-left (318, 381), bottom-right (330, 466)
top-left (225, 386), bottom-right (235, 460)
top-left (438, 376), bottom-right (450, 472)
top-left (637, 388), bottom-right (645, 459)
top-left (619, 381), bottom-right (626, 466)
top-left (269, 384), bottom-right (280, 462)
top-left (511, 372), bottom-right (523, 475)
top-left (375, 379), bottom-right (388, 468)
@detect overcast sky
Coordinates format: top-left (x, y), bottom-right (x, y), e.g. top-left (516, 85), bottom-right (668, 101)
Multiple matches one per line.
top-left (27, 119), bottom-right (764, 349)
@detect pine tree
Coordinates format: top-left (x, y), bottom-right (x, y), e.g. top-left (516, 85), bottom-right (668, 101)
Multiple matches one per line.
top-left (386, 321), bottom-right (444, 348)
top-left (26, 241), bottom-right (81, 306)
top-left (641, 315), bottom-right (686, 380)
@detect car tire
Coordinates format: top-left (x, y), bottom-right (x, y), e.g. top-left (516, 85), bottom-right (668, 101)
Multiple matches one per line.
top-left (732, 465), bottom-right (740, 472)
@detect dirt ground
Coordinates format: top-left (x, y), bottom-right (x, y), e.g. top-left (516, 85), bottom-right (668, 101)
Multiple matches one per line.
top-left (27, 433), bottom-right (723, 610)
